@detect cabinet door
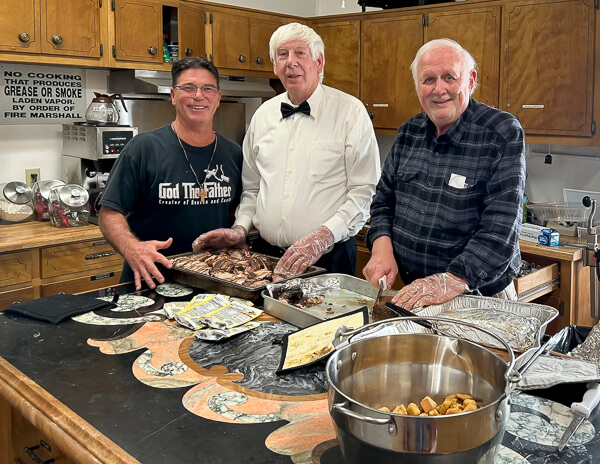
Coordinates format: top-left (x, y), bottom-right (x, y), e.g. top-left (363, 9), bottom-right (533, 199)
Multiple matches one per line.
top-left (249, 14), bottom-right (286, 72)
top-left (179, 2), bottom-right (207, 60)
top-left (426, 5), bottom-right (500, 109)
top-left (41, 0), bottom-right (102, 58)
top-left (313, 20), bottom-right (361, 98)
top-left (211, 10), bottom-right (250, 70)
top-left (362, 14), bottom-right (423, 130)
top-left (501, 0), bottom-right (594, 136)
top-left (113, 0), bottom-right (163, 64)
top-left (0, 0), bottom-right (40, 53)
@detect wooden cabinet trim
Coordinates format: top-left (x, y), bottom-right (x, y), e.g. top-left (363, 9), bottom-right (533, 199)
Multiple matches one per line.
top-left (0, 356), bottom-right (138, 464)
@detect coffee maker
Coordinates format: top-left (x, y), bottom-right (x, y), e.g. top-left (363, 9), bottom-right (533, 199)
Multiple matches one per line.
top-left (62, 123), bottom-right (138, 224)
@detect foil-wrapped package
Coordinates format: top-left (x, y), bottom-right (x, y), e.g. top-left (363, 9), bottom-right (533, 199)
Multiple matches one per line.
top-left (435, 308), bottom-right (541, 352)
top-left (570, 323), bottom-right (600, 365)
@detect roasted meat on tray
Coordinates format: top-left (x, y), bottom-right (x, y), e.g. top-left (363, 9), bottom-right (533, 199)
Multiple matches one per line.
top-left (171, 249), bottom-right (286, 287)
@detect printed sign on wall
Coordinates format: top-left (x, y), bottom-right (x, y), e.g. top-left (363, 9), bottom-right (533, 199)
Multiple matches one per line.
top-left (0, 64), bottom-right (86, 124)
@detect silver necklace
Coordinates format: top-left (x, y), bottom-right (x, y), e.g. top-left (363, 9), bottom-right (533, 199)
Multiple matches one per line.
top-left (172, 123), bottom-right (218, 203)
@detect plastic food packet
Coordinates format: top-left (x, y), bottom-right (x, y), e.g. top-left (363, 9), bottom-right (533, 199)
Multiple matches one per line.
top-left (174, 294), bottom-right (229, 330)
top-left (195, 321), bottom-right (261, 342)
top-left (200, 300), bottom-right (262, 329)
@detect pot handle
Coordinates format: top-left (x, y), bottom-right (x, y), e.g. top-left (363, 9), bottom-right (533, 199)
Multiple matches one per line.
top-left (333, 401), bottom-right (396, 432)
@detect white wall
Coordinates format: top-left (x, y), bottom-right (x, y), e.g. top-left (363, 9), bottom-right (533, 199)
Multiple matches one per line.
top-left (315, 0), bottom-right (381, 16)
top-left (210, 0), bottom-right (315, 16)
top-left (0, 69), bottom-right (109, 184)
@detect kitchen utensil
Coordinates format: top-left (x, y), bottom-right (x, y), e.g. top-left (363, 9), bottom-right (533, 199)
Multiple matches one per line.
top-left (85, 92), bottom-right (127, 124)
top-left (375, 275), bottom-right (386, 305)
top-left (557, 382), bottom-right (600, 451)
top-left (384, 301), bottom-right (454, 337)
top-left (327, 316), bottom-right (521, 464)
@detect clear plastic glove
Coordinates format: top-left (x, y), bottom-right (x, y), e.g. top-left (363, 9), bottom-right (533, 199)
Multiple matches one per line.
top-left (274, 226), bottom-right (335, 278)
top-left (391, 272), bottom-right (469, 310)
top-left (192, 225), bottom-right (248, 252)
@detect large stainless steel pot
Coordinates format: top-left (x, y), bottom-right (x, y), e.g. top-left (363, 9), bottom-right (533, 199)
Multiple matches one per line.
top-left (326, 316), bottom-right (521, 464)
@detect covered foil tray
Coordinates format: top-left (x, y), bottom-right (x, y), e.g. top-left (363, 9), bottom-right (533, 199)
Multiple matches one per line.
top-left (262, 273), bottom-right (389, 328)
top-left (164, 251), bottom-right (326, 302)
top-left (404, 295), bottom-right (559, 350)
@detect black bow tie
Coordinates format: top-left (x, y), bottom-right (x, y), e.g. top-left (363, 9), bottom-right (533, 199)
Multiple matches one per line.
top-left (280, 101), bottom-right (311, 119)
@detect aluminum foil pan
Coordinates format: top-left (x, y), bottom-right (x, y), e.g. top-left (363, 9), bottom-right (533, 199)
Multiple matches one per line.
top-left (393, 295), bottom-right (558, 352)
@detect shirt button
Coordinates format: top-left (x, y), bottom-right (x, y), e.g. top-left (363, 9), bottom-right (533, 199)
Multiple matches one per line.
top-left (290, 146), bottom-right (295, 151)
top-left (427, 182), bottom-right (432, 187)
top-left (285, 193), bottom-right (290, 198)
top-left (421, 210), bottom-right (425, 214)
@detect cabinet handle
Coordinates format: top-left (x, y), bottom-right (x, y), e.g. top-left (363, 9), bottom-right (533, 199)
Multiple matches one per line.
top-left (51, 34), bottom-right (62, 45)
top-left (25, 440), bottom-right (55, 464)
top-left (238, 54), bottom-right (246, 63)
top-left (185, 47), bottom-right (192, 57)
top-left (19, 32), bottom-right (30, 43)
top-left (368, 112), bottom-right (374, 120)
top-left (148, 46), bottom-right (158, 56)
top-left (506, 103), bottom-right (510, 108)
top-left (255, 56), bottom-right (263, 65)
top-left (85, 250), bottom-right (117, 260)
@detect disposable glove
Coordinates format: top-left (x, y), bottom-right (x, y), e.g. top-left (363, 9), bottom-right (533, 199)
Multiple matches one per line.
top-left (274, 226), bottom-right (335, 278)
top-left (391, 272), bottom-right (469, 310)
top-left (192, 225), bottom-right (247, 252)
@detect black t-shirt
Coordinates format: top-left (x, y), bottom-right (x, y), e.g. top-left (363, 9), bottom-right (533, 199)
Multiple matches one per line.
top-left (100, 124), bottom-right (243, 263)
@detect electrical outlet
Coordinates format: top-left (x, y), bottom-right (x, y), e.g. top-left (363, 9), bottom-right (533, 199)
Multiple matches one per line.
top-left (25, 168), bottom-right (40, 187)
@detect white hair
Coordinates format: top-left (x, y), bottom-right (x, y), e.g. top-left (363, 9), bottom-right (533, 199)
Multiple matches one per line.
top-left (410, 38), bottom-right (478, 95)
top-left (269, 22), bottom-right (325, 82)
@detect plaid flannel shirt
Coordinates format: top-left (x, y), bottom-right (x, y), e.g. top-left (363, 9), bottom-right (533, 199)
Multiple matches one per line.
top-left (367, 99), bottom-right (526, 296)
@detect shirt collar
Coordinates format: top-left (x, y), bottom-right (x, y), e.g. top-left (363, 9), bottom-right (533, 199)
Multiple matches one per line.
top-left (283, 83), bottom-right (323, 120)
top-left (424, 98), bottom-right (473, 144)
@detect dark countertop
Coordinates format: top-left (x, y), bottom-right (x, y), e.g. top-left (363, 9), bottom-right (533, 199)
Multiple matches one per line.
top-left (0, 283), bottom-right (599, 463)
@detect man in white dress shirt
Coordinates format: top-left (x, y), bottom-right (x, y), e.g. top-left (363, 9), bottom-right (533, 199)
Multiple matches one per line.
top-left (194, 23), bottom-right (380, 276)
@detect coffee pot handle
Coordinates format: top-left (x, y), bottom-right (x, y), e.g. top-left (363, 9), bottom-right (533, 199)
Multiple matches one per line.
top-left (110, 93), bottom-right (128, 112)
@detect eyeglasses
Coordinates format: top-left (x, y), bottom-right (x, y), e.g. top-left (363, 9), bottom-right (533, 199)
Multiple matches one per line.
top-left (174, 84), bottom-right (219, 96)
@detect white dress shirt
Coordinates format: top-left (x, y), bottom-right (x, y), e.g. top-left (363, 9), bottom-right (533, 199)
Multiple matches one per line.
top-left (235, 84), bottom-right (380, 247)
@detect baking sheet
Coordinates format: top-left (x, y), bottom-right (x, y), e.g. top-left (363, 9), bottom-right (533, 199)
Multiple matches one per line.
top-left (262, 273), bottom-right (390, 328)
top-left (165, 251), bottom-right (326, 302)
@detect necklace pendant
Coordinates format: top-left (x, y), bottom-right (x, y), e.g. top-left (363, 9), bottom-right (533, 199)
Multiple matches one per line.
top-left (198, 188), bottom-right (207, 203)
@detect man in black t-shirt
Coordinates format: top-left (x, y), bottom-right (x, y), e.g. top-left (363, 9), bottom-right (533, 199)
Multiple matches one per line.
top-left (99, 57), bottom-right (242, 290)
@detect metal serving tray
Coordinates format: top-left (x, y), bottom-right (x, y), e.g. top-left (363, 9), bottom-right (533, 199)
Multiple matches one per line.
top-left (165, 251), bottom-right (326, 302)
top-left (262, 273), bottom-right (390, 328)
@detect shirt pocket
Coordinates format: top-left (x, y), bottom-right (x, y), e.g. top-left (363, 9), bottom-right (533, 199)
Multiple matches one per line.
top-left (308, 141), bottom-right (345, 182)
top-left (394, 170), bottom-right (419, 218)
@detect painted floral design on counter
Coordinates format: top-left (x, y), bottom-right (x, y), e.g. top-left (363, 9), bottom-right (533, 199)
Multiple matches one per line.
top-left (75, 292), bottom-right (599, 464)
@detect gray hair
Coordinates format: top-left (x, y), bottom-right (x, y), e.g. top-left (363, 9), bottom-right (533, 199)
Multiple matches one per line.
top-left (410, 38), bottom-right (478, 95)
top-left (269, 22), bottom-right (325, 82)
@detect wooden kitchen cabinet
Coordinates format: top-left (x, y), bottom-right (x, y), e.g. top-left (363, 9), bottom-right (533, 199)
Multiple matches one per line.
top-left (111, 0), bottom-right (164, 66)
top-left (0, 0), bottom-right (40, 53)
top-left (501, 0), bottom-right (595, 137)
top-left (210, 8), bottom-right (286, 74)
top-left (179, 1), bottom-right (207, 60)
top-left (0, 223), bottom-right (123, 311)
top-left (41, 0), bottom-right (103, 59)
top-left (312, 19), bottom-right (361, 98)
top-left (361, 3), bottom-right (501, 131)
top-left (0, 0), bottom-right (107, 65)
top-left (361, 13), bottom-right (423, 130)
top-left (425, 4), bottom-right (500, 109)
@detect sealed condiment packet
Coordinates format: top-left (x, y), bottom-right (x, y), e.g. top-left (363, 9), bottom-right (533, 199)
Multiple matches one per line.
top-left (200, 300), bottom-right (262, 329)
top-left (195, 321), bottom-right (261, 341)
top-left (174, 294), bottom-right (229, 330)
top-left (163, 301), bottom-right (189, 319)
